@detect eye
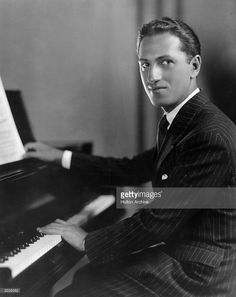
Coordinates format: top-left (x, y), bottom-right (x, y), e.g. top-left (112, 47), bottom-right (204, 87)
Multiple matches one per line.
top-left (161, 59), bottom-right (173, 66)
top-left (140, 62), bottom-right (149, 71)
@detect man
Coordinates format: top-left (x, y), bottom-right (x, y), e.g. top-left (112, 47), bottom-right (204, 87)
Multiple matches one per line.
top-left (25, 17), bottom-right (236, 296)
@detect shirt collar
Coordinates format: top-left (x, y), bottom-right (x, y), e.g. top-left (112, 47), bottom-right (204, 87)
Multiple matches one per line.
top-left (163, 88), bottom-right (200, 128)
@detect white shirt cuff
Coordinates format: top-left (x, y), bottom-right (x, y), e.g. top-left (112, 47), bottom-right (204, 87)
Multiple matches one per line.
top-left (61, 150), bottom-right (72, 169)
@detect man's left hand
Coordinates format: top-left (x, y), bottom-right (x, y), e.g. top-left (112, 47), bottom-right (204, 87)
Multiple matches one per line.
top-left (37, 219), bottom-right (88, 251)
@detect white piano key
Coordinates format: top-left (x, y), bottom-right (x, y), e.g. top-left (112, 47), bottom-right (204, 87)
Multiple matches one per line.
top-left (0, 235), bottom-right (61, 278)
top-left (0, 194), bottom-right (115, 279)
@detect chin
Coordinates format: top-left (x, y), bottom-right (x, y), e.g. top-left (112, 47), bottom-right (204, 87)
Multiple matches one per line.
top-left (149, 96), bottom-right (169, 108)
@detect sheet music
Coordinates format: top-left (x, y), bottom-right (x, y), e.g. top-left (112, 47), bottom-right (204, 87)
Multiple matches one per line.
top-left (0, 77), bottom-right (25, 165)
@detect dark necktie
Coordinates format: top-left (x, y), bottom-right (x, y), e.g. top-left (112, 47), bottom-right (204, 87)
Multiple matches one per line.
top-left (157, 115), bottom-right (169, 150)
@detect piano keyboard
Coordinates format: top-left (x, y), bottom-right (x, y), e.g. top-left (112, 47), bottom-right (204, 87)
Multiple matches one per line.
top-left (0, 194), bottom-right (115, 279)
top-left (0, 233), bottom-right (61, 278)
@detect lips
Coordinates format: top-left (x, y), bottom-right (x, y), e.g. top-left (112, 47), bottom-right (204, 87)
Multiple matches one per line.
top-left (148, 86), bottom-right (167, 92)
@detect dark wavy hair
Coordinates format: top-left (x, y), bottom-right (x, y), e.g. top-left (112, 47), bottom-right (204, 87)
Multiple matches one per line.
top-left (137, 17), bottom-right (201, 62)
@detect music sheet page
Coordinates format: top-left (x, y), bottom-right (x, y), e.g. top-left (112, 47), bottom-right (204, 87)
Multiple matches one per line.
top-left (0, 77), bottom-right (25, 165)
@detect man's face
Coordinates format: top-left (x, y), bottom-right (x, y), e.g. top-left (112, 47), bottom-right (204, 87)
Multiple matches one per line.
top-left (138, 32), bottom-right (197, 111)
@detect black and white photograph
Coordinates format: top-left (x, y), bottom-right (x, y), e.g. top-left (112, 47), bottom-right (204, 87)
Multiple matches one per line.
top-left (0, 1), bottom-right (236, 296)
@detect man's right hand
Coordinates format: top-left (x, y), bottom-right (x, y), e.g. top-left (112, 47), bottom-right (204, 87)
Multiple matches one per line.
top-left (24, 142), bottom-right (64, 164)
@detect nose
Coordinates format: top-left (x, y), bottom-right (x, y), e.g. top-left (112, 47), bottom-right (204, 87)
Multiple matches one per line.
top-left (147, 64), bottom-right (162, 84)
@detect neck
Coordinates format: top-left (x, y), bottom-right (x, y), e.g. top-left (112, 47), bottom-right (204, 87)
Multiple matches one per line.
top-left (163, 82), bottom-right (199, 113)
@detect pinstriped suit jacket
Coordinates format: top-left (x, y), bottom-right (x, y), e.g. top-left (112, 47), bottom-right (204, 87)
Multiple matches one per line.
top-left (70, 92), bottom-right (236, 296)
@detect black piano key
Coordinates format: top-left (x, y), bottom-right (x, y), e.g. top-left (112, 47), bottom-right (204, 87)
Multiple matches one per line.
top-left (0, 229), bottom-right (45, 261)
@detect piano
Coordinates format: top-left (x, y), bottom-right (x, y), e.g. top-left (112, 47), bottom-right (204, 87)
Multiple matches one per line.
top-left (0, 91), bottom-right (123, 296)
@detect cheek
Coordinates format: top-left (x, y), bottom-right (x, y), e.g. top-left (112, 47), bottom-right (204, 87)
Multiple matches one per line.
top-left (140, 72), bottom-right (149, 91)
top-left (140, 71), bottom-right (147, 83)
top-left (168, 69), bottom-right (191, 88)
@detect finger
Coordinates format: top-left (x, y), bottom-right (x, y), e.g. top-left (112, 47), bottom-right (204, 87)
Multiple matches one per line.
top-left (41, 222), bottom-right (64, 228)
top-left (25, 142), bottom-right (45, 152)
top-left (38, 226), bottom-right (63, 235)
top-left (24, 142), bottom-right (35, 149)
top-left (23, 151), bottom-right (38, 158)
top-left (55, 219), bottom-right (67, 224)
top-left (24, 142), bottom-right (38, 150)
top-left (38, 222), bottom-right (62, 230)
top-left (23, 151), bottom-right (44, 160)
top-left (41, 229), bottom-right (62, 235)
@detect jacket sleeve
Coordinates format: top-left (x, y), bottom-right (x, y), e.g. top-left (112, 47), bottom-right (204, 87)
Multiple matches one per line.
top-left (70, 147), bottom-right (156, 186)
top-left (84, 132), bottom-right (234, 264)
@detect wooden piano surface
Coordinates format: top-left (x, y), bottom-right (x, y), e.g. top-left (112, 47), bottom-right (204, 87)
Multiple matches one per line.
top-left (0, 161), bottom-right (123, 297)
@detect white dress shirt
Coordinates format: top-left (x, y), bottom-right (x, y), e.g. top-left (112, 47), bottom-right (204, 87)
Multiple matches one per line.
top-left (163, 88), bottom-right (200, 129)
top-left (61, 150), bottom-right (72, 169)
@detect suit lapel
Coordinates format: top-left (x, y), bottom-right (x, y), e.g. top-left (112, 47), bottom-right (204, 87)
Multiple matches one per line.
top-left (155, 92), bottom-right (209, 172)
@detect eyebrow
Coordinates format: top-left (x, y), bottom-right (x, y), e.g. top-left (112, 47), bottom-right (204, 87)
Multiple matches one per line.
top-left (138, 55), bottom-right (174, 62)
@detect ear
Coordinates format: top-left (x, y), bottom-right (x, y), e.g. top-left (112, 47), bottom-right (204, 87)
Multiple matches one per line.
top-left (190, 55), bottom-right (201, 78)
